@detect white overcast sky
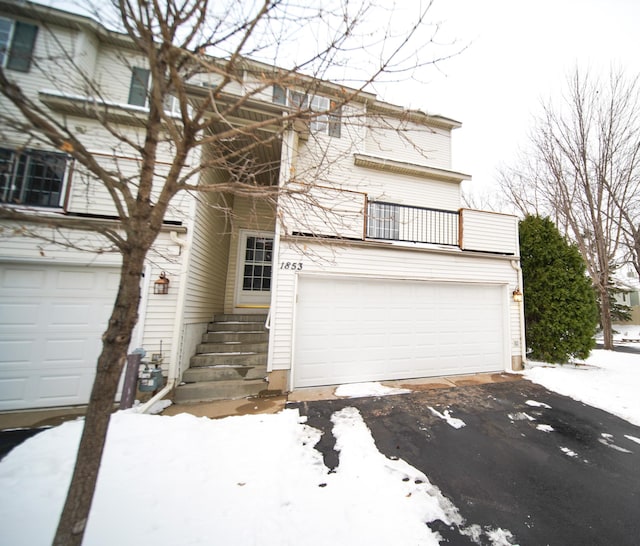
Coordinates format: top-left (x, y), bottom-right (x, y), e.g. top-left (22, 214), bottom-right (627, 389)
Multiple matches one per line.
top-left (380, 0), bottom-right (640, 199)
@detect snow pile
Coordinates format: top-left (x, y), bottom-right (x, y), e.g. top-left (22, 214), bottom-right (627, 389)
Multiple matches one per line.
top-left (0, 407), bottom-right (462, 546)
top-left (334, 381), bottom-right (412, 398)
top-left (524, 349), bottom-right (640, 426)
top-left (428, 407), bottom-right (466, 429)
top-left (612, 324), bottom-right (640, 343)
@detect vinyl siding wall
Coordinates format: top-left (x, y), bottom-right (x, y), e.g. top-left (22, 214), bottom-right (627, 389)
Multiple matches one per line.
top-left (270, 239), bottom-right (523, 377)
top-left (460, 209), bottom-right (519, 255)
top-left (285, 105), bottom-right (461, 240)
top-left (364, 119), bottom-right (451, 171)
top-left (177, 169), bottom-right (233, 374)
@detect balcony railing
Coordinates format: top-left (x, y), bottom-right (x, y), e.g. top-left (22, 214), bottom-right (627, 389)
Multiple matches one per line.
top-left (281, 184), bottom-right (518, 255)
top-left (367, 201), bottom-right (459, 246)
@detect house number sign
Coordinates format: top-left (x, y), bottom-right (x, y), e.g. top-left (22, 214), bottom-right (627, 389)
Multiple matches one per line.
top-left (280, 261), bottom-right (304, 271)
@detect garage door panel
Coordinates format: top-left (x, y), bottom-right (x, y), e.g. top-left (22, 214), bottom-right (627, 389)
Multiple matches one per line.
top-left (294, 276), bottom-right (506, 388)
top-left (0, 264), bottom-right (119, 410)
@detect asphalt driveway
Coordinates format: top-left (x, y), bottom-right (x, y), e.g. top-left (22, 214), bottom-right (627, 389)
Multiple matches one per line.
top-left (292, 380), bottom-right (640, 546)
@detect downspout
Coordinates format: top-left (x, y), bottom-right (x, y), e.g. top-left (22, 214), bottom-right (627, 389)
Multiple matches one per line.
top-left (137, 230), bottom-right (188, 414)
top-left (511, 259), bottom-right (526, 369)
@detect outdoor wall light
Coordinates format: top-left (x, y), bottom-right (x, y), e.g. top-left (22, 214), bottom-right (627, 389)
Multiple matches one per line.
top-left (154, 271), bottom-right (170, 295)
top-left (512, 288), bottom-right (523, 302)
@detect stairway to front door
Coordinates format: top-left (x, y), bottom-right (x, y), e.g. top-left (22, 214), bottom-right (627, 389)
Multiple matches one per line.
top-left (173, 314), bottom-right (269, 403)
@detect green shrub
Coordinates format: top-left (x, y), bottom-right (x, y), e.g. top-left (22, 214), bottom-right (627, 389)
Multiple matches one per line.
top-left (519, 215), bottom-right (599, 363)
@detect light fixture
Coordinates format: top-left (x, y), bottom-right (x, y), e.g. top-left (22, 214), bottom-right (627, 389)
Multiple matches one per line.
top-left (512, 288), bottom-right (523, 302)
top-left (154, 271), bottom-right (170, 295)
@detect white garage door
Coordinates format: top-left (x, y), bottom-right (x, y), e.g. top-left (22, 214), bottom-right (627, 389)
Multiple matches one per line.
top-left (0, 263), bottom-right (120, 410)
top-left (293, 276), bottom-right (507, 388)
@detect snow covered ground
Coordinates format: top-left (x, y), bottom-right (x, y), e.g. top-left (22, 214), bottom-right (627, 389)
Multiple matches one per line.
top-left (0, 345), bottom-right (638, 545)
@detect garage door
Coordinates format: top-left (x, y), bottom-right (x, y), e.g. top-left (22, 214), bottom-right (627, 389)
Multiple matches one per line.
top-left (0, 263), bottom-right (120, 410)
top-left (293, 276), bottom-right (507, 388)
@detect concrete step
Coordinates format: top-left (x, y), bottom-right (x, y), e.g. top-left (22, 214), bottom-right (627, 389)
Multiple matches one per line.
top-left (212, 314), bottom-right (268, 323)
top-left (208, 321), bottom-right (267, 333)
top-left (182, 365), bottom-right (266, 383)
top-left (190, 352), bottom-right (267, 367)
top-left (196, 341), bottom-right (268, 354)
top-left (202, 331), bottom-right (269, 344)
top-left (173, 379), bottom-right (266, 403)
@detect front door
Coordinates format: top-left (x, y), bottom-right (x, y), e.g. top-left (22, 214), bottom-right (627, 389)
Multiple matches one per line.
top-left (235, 231), bottom-right (274, 310)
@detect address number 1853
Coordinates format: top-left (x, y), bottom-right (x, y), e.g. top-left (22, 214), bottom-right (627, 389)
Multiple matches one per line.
top-left (280, 262), bottom-right (303, 271)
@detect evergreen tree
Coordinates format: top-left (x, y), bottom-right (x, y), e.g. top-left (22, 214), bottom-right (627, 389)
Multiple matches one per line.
top-left (519, 216), bottom-right (599, 363)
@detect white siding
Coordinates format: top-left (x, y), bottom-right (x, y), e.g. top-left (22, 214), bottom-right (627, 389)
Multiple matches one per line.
top-left (364, 119), bottom-right (451, 170)
top-left (279, 183), bottom-right (366, 239)
top-left (461, 209), bottom-right (519, 255)
top-left (0, 221), bottom-right (122, 265)
top-left (270, 239), bottom-right (523, 376)
top-left (94, 46), bottom-right (150, 105)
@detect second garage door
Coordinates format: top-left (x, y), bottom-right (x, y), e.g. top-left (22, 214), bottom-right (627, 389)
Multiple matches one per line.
top-left (293, 276), bottom-right (507, 388)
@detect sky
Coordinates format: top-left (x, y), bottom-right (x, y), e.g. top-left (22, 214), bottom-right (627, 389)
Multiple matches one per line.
top-left (376, 0), bottom-right (640, 202)
top-left (1, 341), bottom-right (639, 545)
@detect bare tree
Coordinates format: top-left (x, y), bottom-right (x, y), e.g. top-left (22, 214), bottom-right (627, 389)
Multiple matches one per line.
top-left (0, 0), bottom-right (453, 544)
top-left (498, 68), bottom-right (640, 349)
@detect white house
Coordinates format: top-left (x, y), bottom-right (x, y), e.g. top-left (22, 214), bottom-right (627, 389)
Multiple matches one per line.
top-left (0, 1), bottom-right (525, 411)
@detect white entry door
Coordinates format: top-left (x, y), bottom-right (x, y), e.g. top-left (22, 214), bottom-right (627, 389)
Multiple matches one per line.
top-left (293, 276), bottom-right (507, 388)
top-left (0, 263), bottom-right (119, 410)
top-left (235, 231), bottom-right (274, 310)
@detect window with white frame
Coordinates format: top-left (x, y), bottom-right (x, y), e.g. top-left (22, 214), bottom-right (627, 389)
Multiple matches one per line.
top-left (128, 67), bottom-right (190, 116)
top-left (367, 201), bottom-right (399, 240)
top-left (272, 85), bottom-right (341, 137)
top-left (0, 147), bottom-right (68, 208)
top-left (0, 17), bottom-right (38, 72)
top-left (128, 67), bottom-right (150, 107)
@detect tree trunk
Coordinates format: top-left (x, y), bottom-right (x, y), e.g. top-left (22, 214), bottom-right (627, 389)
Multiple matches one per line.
top-left (53, 246), bottom-right (148, 546)
top-left (599, 284), bottom-right (614, 350)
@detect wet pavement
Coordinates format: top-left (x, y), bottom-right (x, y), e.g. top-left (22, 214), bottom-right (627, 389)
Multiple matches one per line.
top-left (291, 381), bottom-right (640, 546)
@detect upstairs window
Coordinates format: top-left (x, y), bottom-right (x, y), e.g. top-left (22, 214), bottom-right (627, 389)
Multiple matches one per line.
top-left (128, 68), bottom-right (190, 116)
top-left (128, 67), bottom-right (150, 107)
top-left (0, 147), bottom-right (68, 208)
top-left (0, 17), bottom-right (38, 72)
top-left (273, 85), bottom-right (341, 137)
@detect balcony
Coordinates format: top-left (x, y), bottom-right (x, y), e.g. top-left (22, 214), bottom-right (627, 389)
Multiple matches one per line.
top-left (281, 184), bottom-right (519, 256)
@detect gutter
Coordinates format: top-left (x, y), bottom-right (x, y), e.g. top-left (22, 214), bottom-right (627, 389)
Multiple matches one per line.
top-left (511, 259), bottom-right (527, 367)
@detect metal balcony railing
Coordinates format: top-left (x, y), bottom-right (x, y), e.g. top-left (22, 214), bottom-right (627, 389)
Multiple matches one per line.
top-left (366, 201), bottom-right (459, 246)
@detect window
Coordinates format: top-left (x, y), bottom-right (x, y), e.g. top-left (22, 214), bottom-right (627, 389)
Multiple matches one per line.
top-left (272, 84), bottom-right (341, 137)
top-left (0, 17), bottom-right (38, 72)
top-left (242, 236), bottom-right (273, 291)
top-left (0, 147), bottom-right (68, 208)
top-left (128, 67), bottom-right (150, 107)
top-left (367, 202), bottom-right (399, 240)
top-left (128, 69), bottom-right (190, 116)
